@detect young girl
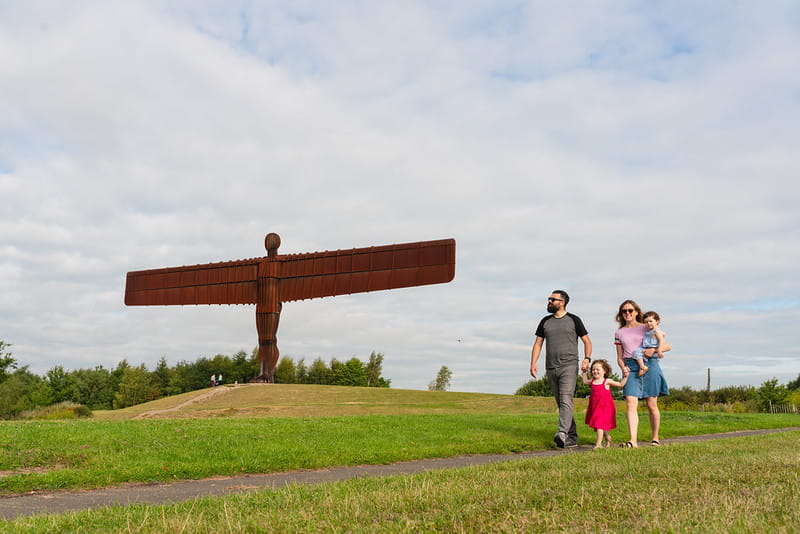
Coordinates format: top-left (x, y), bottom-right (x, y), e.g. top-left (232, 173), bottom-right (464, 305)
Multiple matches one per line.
top-left (582, 359), bottom-right (628, 449)
top-left (632, 311), bottom-right (667, 376)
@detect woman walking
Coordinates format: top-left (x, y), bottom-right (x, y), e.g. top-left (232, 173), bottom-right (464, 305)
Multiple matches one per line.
top-left (614, 300), bottom-right (670, 447)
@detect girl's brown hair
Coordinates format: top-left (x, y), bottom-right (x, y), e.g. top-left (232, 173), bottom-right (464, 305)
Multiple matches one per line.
top-left (616, 299), bottom-right (643, 328)
top-left (591, 359), bottom-right (612, 378)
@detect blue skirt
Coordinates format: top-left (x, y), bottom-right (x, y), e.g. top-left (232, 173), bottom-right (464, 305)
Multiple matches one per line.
top-left (623, 358), bottom-right (669, 399)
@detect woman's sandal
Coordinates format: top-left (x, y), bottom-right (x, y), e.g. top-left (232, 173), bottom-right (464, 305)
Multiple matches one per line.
top-left (620, 441), bottom-right (634, 448)
top-left (651, 440), bottom-right (661, 446)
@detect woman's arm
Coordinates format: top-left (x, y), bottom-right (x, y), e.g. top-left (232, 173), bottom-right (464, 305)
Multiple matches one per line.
top-left (644, 335), bottom-right (670, 358)
top-left (616, 343), bottom-right (628, 376)
top-left (654, 330), bottom-right (667, 358)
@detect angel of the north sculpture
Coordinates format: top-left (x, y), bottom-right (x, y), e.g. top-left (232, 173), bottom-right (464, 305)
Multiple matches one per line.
top-left (125, 233), bottom-right (456, 382)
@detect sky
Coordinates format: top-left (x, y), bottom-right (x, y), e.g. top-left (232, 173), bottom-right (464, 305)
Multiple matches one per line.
top-left (1, 1), bottom-right (798, 395)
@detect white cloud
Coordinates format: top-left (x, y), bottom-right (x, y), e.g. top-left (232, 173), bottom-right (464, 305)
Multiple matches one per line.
top-left (1, 1), bottom-right (798, 394)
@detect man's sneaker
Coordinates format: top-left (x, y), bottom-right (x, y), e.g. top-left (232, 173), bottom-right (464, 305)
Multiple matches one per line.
top-left (565, 440), bottom-right (579, 448)
top-left (553, 432), bottom-right (566, 449)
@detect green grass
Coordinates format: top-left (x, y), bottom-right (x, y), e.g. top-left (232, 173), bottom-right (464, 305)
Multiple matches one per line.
top-left (4, 431), bottom-right (799, 533)
top-left (1, 385), bottom-right (797, 496)
top-left (0, 414), bottom-right (550, 494)
top-left (92, 383), bottom-right (566, 420)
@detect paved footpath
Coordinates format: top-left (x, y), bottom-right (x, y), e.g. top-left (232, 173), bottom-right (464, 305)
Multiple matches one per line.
top-left (2, 427), bottom-right (798, 519)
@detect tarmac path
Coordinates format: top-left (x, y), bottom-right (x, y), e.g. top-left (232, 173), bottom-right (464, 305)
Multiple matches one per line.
top-left (1, 427), bottom-right (798, 519)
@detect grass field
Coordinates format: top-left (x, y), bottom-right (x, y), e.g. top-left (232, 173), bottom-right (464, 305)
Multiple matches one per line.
top-left (1, 384), bottom-right (798, 532)
top-left (92, 383), bottom-right (567, 419)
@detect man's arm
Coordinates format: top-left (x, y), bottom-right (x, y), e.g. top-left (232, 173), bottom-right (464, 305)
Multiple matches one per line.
top-left (579, 334), bottom-right (592, 372)
top-left (530, 336), bottom-right (544, 378)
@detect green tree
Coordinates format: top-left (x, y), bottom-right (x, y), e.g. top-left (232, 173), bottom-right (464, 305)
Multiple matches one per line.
top-left (0, 372), bottom-right (32, 418)
top-left (661, 385), bottom-right (699, 409)
top-left (0, 341), bottom-right (16, 384)
top-left (786, 373), bottom-right (800, 391)
top-left (757, 378), bottom-right (789, 412)
top-left (330, 358), bottom-right (367, 386)
top-left (575, 376), bottom-right (591, 399)
top-left (365, 352), bottom-right (384, 387)
top-left (113, 364), bottom-right (157, 409)
top-left (168, 357), bottom-right (219, 392)
top-left (305, 358), bottom-right (331, 384)
top-left (517, 371), bottom-right (622, 399)
top-left (209, 353), bottom-right (236, 386)
top-left (152, 357), bottom-right (174, 396)
top-left (428, 366), bottom-right (453, 391)
top-left (0, 367), bottom-right (52, 418)
top-left (110, 359), bottom-right (131, 393)
top-left (515, 377), bottom-right (552, 396)
top-left (71, 366), bottom-right (114, 409)
top-left (709, 385), bottom-right (756, 404)
top-left (46, 365), bottom-right (77, 403)
top-left (229, 349), bottom-right (259, 384)
top-left (167, 360), bottom-right (196, 394)
top-left (274, 357), bottom-right (298, 384)
top-left (296, 358), bottom-right (309, 383)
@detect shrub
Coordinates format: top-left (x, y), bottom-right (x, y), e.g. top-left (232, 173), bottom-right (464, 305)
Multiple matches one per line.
top-left (18, 401), bottom-right (92, 420)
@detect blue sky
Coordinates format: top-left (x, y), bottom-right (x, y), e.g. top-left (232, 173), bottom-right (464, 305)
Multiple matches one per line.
top-left (1, 1), bottom-right (798, 394)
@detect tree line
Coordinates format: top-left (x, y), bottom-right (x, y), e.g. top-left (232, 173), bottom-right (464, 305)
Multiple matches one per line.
top-left (0, 341), bottom-right (390, 418)
top-left (515, 373), bottom-right (800, 413)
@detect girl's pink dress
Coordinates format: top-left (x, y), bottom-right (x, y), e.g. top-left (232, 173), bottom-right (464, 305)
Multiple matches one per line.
top-left (585, 379), bottom-right (617, 431)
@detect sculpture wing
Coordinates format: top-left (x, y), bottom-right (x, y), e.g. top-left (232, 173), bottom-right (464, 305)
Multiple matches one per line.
top-left (278, 238), bottom-right (455, 302)
top-left (125, 258), bottom-right (261, 306)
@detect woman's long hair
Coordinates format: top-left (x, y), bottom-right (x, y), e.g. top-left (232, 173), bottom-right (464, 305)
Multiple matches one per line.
top-left (616, 300), bottom-right (643, 328)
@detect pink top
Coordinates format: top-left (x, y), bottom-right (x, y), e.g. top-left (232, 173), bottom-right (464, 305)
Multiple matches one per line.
top-left (614, 325), bottom-right (647, 359)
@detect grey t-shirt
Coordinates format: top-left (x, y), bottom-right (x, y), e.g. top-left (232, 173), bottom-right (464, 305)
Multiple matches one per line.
top-left (534, 312), bottom-right (588, 369)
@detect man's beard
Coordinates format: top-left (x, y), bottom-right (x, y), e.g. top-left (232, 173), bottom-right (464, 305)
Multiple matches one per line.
top-left (547, 303), bottom-right (557, 313)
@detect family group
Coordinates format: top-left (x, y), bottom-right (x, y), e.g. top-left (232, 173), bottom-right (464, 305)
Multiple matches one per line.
top-left (530, 291), bottom-right (670, 449)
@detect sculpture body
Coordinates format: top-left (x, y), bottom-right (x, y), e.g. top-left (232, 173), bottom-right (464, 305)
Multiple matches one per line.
top-left (125, 233), bottom-right (456, 382)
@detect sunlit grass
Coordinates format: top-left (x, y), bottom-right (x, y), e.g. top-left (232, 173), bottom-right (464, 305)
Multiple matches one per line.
top-left (5, 431), bottom-right (799, 533)
top-left (92, 383), bottom-right (566, 420)
top-left (1, 384), bottom-right (797, 496)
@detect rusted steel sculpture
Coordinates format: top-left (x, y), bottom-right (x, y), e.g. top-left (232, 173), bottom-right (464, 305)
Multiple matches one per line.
top-left (125, 233), bottom-right (456, 382)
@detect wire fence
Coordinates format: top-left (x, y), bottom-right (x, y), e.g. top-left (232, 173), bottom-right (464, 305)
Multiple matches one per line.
top-left (768, 402), bottom-right (798, 414)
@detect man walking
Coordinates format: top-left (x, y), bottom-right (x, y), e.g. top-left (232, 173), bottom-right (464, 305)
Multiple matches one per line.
top-left (530, 290), bottom-right (592, 448)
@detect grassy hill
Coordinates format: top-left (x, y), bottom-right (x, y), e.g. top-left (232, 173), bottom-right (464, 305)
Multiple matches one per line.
top-left (94, 384), bottom-right (578, 420)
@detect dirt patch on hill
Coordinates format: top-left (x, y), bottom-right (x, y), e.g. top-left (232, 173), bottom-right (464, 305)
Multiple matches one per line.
top-left (133, 385), bottom-right (236, 419)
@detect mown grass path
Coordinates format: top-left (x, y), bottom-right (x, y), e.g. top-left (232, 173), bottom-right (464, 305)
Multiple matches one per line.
top-left (2, 385), bottom-right (798, 531)
top-left (1, 427), bottom-right (797, 520)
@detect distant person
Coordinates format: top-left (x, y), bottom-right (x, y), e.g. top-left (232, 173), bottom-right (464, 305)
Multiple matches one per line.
top-left (615, 300), bottom-right (671, 447)
top-left (216, 374), bottom-right (223, 386)
top-left (530, 290), bottom-right (593, 448)
top-left (631, 311), bottom-right (667, 376)
top-left (581, 359), bottom-right (628, 449)
top-left (210, 374), bottom-right (216, 388)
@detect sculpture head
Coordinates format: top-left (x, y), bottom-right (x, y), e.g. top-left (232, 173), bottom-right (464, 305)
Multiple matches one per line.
top-left (265, 233), bottom-right (281, 257)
